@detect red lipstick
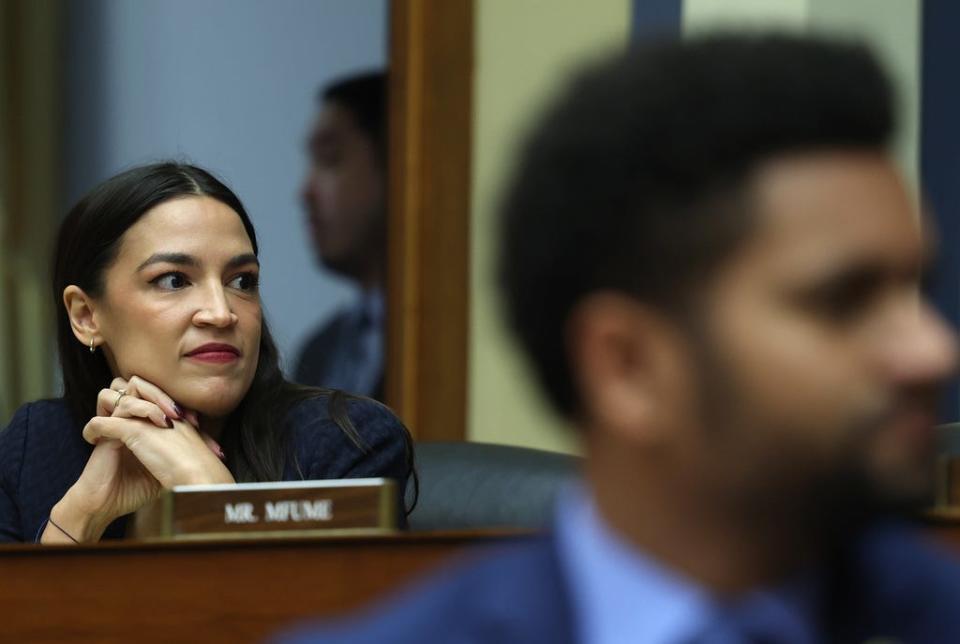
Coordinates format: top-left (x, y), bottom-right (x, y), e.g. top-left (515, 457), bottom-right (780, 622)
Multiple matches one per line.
top-left (185, 343), bottom-right (240, 364)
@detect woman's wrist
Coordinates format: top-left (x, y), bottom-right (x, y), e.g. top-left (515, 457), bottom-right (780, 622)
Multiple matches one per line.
top-left (49, 488), bottom-right (114, 543)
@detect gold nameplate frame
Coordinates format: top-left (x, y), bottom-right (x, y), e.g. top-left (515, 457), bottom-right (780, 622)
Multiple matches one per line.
top-left (130, 478), bottom-right (397, 541)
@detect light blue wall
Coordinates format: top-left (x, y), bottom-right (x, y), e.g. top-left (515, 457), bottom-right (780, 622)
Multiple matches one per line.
top-left (64, 0), bottom-right (387, 375)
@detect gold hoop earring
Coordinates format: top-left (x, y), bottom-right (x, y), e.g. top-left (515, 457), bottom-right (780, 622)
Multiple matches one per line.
top-left (89, 338), bottom-right (96, 353)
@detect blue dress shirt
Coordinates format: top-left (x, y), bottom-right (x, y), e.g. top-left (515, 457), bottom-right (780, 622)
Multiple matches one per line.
top-left (556, 485), bottom-right (819, 644)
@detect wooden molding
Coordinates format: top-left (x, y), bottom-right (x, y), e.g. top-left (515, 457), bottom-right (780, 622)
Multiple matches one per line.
top-left (386, 0), bottom-right (473, 441)
top-left (0, 0), bottom-right (60, 418)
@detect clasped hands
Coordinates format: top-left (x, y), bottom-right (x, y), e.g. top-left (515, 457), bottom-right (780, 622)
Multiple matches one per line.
top-left (52, 376), bottom-right (235, 543)
top-left (86, 375), bottom-right (232, 489)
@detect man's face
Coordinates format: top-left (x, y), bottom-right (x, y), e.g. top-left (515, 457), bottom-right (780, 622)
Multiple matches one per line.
top-left (301, 101), bottom-right (385, 278)
top-left (683, 151), bottom-right (956, 520)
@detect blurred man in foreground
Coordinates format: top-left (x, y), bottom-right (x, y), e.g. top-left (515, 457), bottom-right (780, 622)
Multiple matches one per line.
top-left (297, 72), bottom-right (387, 399)
top-left (282, 35), bottom-right (960, 643)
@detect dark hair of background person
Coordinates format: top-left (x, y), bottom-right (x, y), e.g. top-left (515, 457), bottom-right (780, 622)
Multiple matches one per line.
top-left (321, 71), bottom-right (387, 164)
top-left (53, 163), bottom-right (416, 505)
top-left (498, 34), bottom-right (894, 419)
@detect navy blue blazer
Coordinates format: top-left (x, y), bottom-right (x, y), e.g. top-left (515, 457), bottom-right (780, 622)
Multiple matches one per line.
top-left (0, 395), bottom-right (411, 542)
top-left (278, 523), bottom-right (960, 643)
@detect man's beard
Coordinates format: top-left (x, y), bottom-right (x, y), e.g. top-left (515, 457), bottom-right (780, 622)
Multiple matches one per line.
top-left (807, 436), bottom-right (934, 543)
top-left (681, 318), bottom-right (938, 548)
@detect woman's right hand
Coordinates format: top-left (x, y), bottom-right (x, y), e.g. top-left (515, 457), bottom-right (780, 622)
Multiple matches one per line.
top-left (82, 376), bottom-right (233, 490)
top-left (47, 377), bottom-right (226, 543)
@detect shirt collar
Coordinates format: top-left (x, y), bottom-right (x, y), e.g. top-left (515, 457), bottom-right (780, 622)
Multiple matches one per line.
top-left (555, 484), bottom-right (713, 644)
top-left (554, 483), bottom-right (821, 644)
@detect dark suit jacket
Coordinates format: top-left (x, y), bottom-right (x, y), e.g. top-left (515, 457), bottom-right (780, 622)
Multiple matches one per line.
top-left (278, 523), bottom-right (960, 643)
top-left (295, 310), bottom-right (384, 402)
top-left (0, 395), bottom-right (411, 542)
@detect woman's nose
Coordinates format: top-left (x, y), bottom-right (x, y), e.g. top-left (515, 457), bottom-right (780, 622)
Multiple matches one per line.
top-left (193, 284), bottom-right (239, 328)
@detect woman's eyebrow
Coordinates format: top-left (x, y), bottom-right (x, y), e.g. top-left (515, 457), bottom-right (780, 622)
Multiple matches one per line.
top-left (225, 253), bottom-right (259, 270)
top-left (136, 252), bottom-right (198, 271)
top-left (136, 252), bottom-right (259, 272)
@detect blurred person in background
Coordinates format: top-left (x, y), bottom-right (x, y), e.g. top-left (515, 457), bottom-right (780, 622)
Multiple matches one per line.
top-left (297, 71), bottom-right (387, 401)
top-left (0, 162), bottom-right (414, 544)
top-left (281, 35), bottom-right (960, 643)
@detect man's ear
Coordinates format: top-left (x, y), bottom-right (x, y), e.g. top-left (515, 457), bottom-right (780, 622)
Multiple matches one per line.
top-left (63, 285), bottom-right (102, 349)
top-left (567, 291), bottom-right (689, 445)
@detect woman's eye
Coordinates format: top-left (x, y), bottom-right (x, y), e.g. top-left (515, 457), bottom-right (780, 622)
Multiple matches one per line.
top-left (152, 272), bottom-right (189, 290)
top-left (228, 272), bottom-right (259, 292)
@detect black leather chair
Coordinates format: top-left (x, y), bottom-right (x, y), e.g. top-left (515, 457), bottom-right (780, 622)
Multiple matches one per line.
top-left (404, 441), bottom-right (581, 531)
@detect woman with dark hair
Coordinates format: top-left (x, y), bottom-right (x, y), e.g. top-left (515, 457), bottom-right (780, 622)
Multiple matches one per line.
top-left (0, 162), bottom-right (415, 543)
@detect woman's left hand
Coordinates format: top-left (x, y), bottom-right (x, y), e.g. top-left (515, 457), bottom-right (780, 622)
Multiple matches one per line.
top-left (87, 376), bottom-right (235, 489)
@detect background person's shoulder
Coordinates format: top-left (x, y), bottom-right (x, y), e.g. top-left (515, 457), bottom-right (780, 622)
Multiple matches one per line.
top-left (274, 536), bottom-right (574, 644)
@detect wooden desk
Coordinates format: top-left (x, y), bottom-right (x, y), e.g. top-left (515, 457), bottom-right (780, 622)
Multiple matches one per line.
top-left (4, 522), bottom-right (959, 644)
top-left (0, 531), bottom-right (528, 644)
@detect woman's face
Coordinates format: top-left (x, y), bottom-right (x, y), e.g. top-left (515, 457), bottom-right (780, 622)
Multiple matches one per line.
top-left (90, 196), bottom-right (262, 418)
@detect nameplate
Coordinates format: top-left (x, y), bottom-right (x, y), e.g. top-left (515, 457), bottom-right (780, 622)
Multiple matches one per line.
top-left (130, 478), bottom-right (397, 540)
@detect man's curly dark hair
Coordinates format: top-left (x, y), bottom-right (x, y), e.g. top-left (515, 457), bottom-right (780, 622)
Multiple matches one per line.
top-left (498, 34), bottom-right (894, 418)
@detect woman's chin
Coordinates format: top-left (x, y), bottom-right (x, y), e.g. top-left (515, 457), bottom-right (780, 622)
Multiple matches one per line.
top-left (169, 384), bottom-right (247, 419)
